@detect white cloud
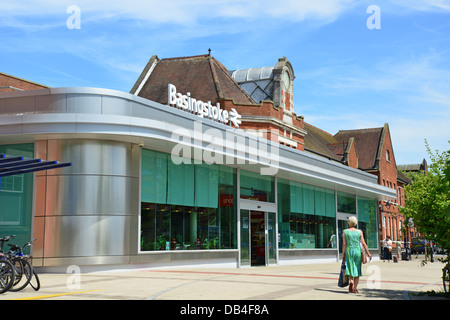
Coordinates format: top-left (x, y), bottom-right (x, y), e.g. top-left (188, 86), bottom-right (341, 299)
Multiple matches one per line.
top-left (258, 0), bottom-right (355, 22)
top-left (2, 0), bottom-right (450, 30)
top-left (0, 0), bottom-right (360, 73)
top-left (298, 50), bottom-right (450, 165)
top-left (389, 0), bottom-right (450, 12)
top-left (1, 0), bottom-right (448, 165)
top-left (390, 118), bottom-right (449, 164)
top-left (420, 85), bottom-right (450, 106)
top-left (311, 51), bottom-right (450, 111)
top-left (304, 106), bottom-right (449, 165)
top-left (0, 0), bottom-right (357, 27)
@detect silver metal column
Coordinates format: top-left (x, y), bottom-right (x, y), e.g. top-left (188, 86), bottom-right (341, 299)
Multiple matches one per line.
top-left (33, 139), bottom-right (139, 267)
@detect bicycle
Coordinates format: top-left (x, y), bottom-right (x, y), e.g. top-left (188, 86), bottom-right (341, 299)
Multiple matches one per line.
top-left (0, 236), bottom-right (40, 292)
top-left (443, 259), bottom-right (450, 293)
top-left (7, 254), bottom-right (33, 292)
top-left (6, 241), bottom-right (35, 292)
top-left (0, 236), bottom-right (16, 294)
top-left (0, 235), bottom-right (32, 292)
top-left (0, 255), bottom-right (15, 294)
top-left (7, 239), bottom-right (40, 291)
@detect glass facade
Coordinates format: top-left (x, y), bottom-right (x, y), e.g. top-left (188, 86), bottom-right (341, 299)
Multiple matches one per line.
top-left (140, 149), bottom-right (237, 251)
top-left (337, 192), bottom-right (378, 250)
top-left (140, 149), bottom-right (379, 255)
top-left (240, 169), bottom-right (275, 202)
top-left (337, 191), bottom-right (356, 214)
top-left (0, 143), bottom-right (34, 253)
top-left (357, 196), bottom-right (378, 248)
top-left (277, 178), bottom-right (336, 249)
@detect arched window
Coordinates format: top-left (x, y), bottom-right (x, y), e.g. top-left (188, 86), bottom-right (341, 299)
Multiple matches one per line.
top-left (386, 150), bottom-right (390, 162)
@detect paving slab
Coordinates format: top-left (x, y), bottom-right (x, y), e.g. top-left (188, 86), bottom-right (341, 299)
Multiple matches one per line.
top-left (0, 257), bottom-right (446, 302)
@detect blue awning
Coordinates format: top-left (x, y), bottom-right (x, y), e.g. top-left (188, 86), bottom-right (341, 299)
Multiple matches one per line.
top-left (0, 153), bottom-right (72, 177)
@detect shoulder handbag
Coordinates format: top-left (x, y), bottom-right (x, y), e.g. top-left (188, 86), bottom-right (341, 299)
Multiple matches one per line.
top-left (361, 245), bottom-right (367, 264)
top-left (359, 230), bottom-right (367, 264)
top-left (360, 231), bottom-right (368, 264)
top-left (338, 260), bottom-right (349, 287)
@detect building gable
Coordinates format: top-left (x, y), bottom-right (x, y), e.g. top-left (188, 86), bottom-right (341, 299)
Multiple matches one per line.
top-left (132, 54), bottom-right (306, 150)
top-left (334, 127), bottom-right (384, 171)
top-left (131, 54), bottom-right (254, 105)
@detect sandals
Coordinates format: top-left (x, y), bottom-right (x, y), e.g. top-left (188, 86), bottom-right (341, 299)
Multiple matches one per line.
top-left (348, 282), bottom-right (359, 293)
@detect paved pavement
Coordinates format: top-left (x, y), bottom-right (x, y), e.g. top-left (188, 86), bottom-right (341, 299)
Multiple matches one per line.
top-left (0, 256), bottom-right (446, 302)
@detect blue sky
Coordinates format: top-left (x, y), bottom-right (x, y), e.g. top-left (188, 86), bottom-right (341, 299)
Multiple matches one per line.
top-left (1, 0), bottom-right (450, 165)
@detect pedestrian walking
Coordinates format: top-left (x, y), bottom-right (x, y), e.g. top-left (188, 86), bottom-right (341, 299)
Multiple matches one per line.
top-left (328, 231), bottom-right (337, 248)
top-left (342, 216), bottom-right (371, 293)
top-left (383, 236), bottom-right (392, 261)
top-left (394, 240), bottom-right (402, 262)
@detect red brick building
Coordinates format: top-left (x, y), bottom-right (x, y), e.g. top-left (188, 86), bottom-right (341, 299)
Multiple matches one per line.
top-left (2, 54), bottom-right (415, 260)
top-left (0, 72), bottom-right (48, 92)
top-left (130, 54), bottom-right (306, 150)
top-left (131, 53), bottom-right (417, 254)
top-left (305, 121), bottom-right (428, 250)
top-left (305, 123), bottom-right (410, 248)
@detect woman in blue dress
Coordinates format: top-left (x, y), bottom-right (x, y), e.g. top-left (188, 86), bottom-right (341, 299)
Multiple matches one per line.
top-left (342, 216), bottom-right (372, 293)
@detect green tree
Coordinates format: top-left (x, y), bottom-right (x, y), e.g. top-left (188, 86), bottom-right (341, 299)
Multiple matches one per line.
top-left (400, 140), bottom-right (450, 263)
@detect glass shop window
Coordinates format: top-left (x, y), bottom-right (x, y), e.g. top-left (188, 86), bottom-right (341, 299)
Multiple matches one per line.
top-left (140, 149), bottom-right (237, 251)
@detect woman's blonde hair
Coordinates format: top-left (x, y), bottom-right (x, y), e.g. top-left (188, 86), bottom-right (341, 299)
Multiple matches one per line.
top-left (348, 216), bottom-right (358, 227)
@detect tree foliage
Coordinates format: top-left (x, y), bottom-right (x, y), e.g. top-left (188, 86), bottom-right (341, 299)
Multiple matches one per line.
top-left (400, 140), bottom-right (450, 260)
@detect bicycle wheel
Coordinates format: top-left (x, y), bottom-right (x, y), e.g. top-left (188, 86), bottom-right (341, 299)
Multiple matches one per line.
top-left (10, 258), bottom-right (24, 287)
top-left (29, 269), bottom-right (40, 291)
top-left (443, 266), bottom-right (449, 293)
top-left (0, 260), bottom-right (15, 294)
top-left (9, 259), bottom-right (32, 292)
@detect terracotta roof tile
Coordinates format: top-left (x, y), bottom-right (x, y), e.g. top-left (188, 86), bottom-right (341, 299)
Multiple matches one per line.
top-left (304, 122), bottom-right (386, 170)
top-left (334, 127), bottom-right (383, 170)
top-left (134, 54), bottom-right (254, 105)
top-left (303, 122), bottom-right (341, 161)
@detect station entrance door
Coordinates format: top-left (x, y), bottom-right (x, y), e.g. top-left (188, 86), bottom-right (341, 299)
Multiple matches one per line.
top-left (239, 200), bottom-right (277, 267)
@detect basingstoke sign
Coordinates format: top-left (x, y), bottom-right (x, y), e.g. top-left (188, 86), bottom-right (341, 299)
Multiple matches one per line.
top-left (168, 84), bottom-right (241, 128)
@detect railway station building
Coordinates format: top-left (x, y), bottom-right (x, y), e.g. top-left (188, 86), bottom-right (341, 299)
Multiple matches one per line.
top-left (0, 56), bottom-right (396, 269)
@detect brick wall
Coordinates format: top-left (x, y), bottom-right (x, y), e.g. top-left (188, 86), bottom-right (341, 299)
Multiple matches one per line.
top-left (346, 139), bottom-right (359, 169)
top-left (375, 124), bottom-right (406, 247)
top-left (0, 72), bottom-right (48, 92)
top-left (219, 98), bottom-right (305, 151)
